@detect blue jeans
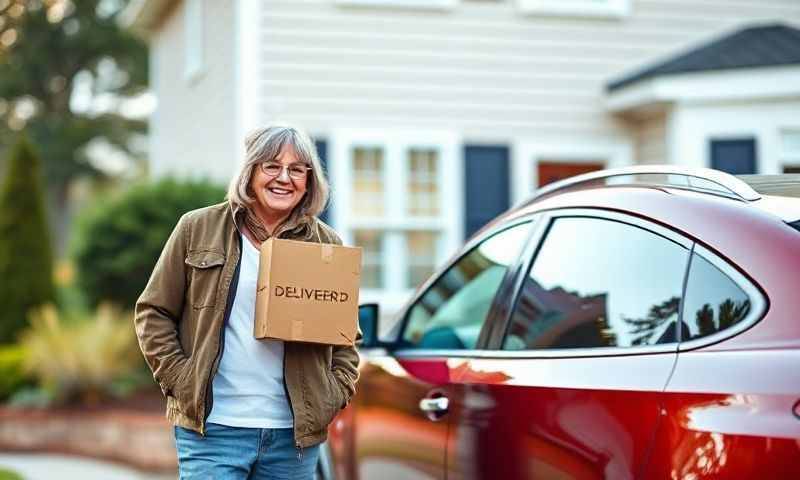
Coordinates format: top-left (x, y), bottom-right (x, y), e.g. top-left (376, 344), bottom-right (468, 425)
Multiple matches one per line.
top-left (174, 423), bottom-right (320, 479)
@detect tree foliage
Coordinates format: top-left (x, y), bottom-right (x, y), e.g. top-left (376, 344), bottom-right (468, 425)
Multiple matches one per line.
top-left (0, 0), bottom-right (147, 193)
top-left (0, 136), bottom-right (55, 343)
top-left (72, 178), bottom-right (226, 309)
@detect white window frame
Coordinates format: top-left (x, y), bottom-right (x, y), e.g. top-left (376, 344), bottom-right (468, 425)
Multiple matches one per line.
top-left (516, 0), bottom-right (631, 19)
top-left (512, 138), bottom-right (633, 204)
top-left (330, 129), bottom-right (462, 314)
top-left (184, 0), bottom-right (205, 82)
top-left (780, 129), bottom-right (800, 171)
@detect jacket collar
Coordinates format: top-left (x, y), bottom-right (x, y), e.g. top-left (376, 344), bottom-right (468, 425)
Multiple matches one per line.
top-left (229, 201), bottom-right (314, 240)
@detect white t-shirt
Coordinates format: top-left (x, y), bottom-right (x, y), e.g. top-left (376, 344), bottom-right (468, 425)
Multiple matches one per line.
top-left (206, 234), bottom-right (293, 428)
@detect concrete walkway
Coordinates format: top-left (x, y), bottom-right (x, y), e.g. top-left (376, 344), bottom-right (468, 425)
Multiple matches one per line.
top-left (0, 453), bottom-right (175, 480)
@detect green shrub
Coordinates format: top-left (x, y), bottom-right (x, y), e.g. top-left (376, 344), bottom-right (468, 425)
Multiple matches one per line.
top-left (72, 178), bottom-right (225, 309)
top-left (0, 344), bottom-right (33, 402)
top-left (0, 136), bottom-right (55, 343)
top-left (19, 304), bottom-right (143, 405)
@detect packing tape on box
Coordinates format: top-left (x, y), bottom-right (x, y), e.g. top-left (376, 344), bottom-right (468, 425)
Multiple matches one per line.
top-left (292, 319), bottom-right (303, 340)
top-left (321, 244), bottom-right (334, 264)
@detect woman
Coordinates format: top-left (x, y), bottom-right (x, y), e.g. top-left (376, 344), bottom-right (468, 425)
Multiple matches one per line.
top-left (134, 125), bottom-right (360, 479)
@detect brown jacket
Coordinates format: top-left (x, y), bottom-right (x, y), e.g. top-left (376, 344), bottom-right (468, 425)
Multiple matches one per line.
top-left (134, 202), bottom-right (360, 448)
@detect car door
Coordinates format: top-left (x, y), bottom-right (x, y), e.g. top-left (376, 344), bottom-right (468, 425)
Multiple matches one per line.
top-left (445, 210), bottom-right (691, 480)
top-left (348, 220), bottom-right (535, 480)
top-left (644, 245), bottom-right (800, 478)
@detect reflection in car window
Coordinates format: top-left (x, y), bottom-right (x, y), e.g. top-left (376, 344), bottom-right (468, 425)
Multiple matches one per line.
top-left (403, 222), bottom-right (533, 350)
top-left (682, 253), bottom-right (751, 340)
top-left (503, 217), bottom-right (689, 350)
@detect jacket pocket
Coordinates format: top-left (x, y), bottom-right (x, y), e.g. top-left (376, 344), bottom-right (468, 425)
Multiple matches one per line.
top-left (185, 250), bottom-right (225, 309)
top-left (168, 359), bottom-right (197, 418)
top-left (323, 370), bottom-right (343, 423)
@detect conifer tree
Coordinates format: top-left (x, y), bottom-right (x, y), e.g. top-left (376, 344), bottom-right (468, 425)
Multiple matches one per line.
top-left (0, 136), bottom-right (55, 343)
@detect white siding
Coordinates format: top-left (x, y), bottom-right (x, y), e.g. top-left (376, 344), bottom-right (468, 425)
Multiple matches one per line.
top-left (150, 0), bottom-right (237, 183)
top-left (670, 99), bottom-right (800, 173)
top-left (255, 0), bottom-right (800, 142)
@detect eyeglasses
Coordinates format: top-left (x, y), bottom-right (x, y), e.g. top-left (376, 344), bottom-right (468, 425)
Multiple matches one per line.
top-left (260, 162), bottom-right (312, 180)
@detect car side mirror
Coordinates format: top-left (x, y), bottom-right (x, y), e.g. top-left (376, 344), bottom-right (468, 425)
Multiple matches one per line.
top-left (358, 303), bottom-right (380, 348)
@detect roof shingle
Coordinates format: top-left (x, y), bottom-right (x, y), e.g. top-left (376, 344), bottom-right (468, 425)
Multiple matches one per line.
top-left (607, 23), bottom-right (800, 92)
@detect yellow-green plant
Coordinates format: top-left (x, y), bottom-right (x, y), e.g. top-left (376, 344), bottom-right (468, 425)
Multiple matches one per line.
top-left (0, 344), bottom-right (33, 402)
top-left (20, 304), bottom-right (142, 405)
top-left (0, 468), bottom-right (23, 480)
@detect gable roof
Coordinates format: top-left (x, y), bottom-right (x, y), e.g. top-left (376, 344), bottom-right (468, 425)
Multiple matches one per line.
top-left (607, 23), bottom-right (800, 92)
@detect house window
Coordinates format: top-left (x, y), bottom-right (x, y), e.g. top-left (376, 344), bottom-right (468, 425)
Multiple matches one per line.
top-left (407, 148), bottom-right (439, 216)
top-left (354, 229), bottom-right (384, 289)
top-left (333, 132), bottom-right (460, 308)
top-left (407, 231), bottom-right (438, 288)
top-left (516, 0), bottom-right (631, 19)
top-left (781, 131), bottom-right (800, 173)
top-left (352, 147), bottom-right (385, 216)
top-left (348, 144), bottom-right (445, 290)
top-left (184, 0), bottom-right (204, 81)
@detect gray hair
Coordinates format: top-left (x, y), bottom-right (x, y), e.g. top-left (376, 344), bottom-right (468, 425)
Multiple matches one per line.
top-left (227, 124), bottom-right (330, 220)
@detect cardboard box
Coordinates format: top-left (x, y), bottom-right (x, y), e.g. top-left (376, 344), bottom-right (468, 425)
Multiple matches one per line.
top-left (255, 237), bottom-right (362, 346)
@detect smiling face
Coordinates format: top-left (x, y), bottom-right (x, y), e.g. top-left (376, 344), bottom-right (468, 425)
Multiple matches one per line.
top-left (249, 144), bottom-right (308, 222)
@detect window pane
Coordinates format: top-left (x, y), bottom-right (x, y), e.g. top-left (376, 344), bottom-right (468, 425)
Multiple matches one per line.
top-left (782, 131), bottom-right (800, 156)
top-left (682, 253), bottom-right (751, 340)
top-left (407, 148), bottom-right (439, 216)
top-left (354, 229), bottom-right (384, 289)
top-left (407, 231), bottom-right (438, 289)
top-left (403, 222), bottom-right (533, 350)
top-left (352, 147), bottom-right (384, 216)
top-left (503, 217), bottom-right (689, 351)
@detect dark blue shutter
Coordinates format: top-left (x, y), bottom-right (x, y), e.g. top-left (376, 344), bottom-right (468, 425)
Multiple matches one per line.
top-left (710, 139), bottom-right (757, 175)
top-left (314, 139), bottom-right (331, 224)
top-left (464, 145), bottom-right (510, 239)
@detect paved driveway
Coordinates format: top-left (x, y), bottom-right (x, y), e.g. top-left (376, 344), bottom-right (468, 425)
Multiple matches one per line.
top-left (0, 453), bottom-right (175, 480)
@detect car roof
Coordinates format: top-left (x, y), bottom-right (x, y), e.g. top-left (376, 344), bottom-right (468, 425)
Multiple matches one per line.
top-left (476, 169), bottom-right (800, 297)
top-left (509, 166), bottom-right (800, 224)
top-left (486, 180), bottom-right (800, 352)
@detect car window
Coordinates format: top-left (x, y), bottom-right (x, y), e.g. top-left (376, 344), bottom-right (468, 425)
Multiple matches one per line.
top-left (681, 252), bottom-right (751, 340)
top-left (402, 222), bottom-right (533, 350)
top-left (503, 216), bottom-right (690, 351)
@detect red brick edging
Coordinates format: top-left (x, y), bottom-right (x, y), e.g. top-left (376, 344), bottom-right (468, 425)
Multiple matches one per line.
top-left (0, 406), bottom-right (177, 473)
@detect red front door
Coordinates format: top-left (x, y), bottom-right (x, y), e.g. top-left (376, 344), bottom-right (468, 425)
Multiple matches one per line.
top-left (538, 162), bottom-right (604, 187)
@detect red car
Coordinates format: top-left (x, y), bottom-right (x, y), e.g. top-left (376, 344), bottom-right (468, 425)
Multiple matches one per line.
top-left (320, 166), bottom-right (800, 480)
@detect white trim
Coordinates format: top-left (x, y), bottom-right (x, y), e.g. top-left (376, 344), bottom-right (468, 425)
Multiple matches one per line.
top-left (517, 0), bottom-right (631, 19)
top-left (335, 0), bottom-right (459, 11)
top-left (183, 0), bottom-right (205, 83)
top-left (781, 129), bottom-right (800, 171)
top-left (331, 128), bottom-right (462, 314)
top-left (148, 31), bottom-right (160, 176)
top-left (235, 0), bottom-right (260, 170)
top-left (607, 65), bottom-right (800, 114)
top-left (512, 138), bottom-right (634, 204)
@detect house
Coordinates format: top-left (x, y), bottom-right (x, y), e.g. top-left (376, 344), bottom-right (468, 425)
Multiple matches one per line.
top-left (123, 0), bottom-right (800, 316)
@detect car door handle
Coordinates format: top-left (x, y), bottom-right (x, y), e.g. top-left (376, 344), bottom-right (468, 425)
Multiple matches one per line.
top-left (419, 396), bottom-right (449, 413)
